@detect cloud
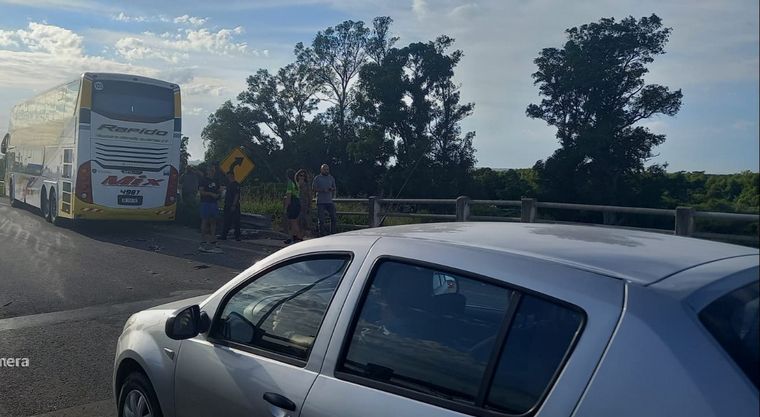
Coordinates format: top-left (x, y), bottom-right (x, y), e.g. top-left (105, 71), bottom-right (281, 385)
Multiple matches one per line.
top-left (15, 22), bottom-right (84, 55)
top-left (182, 106), bottom-right (206, 116)
top-left (111, 11), bottom-right (171, 23)
top-left (449, 3), bottom-right (480, 19)
top-left (112, 12), bottom-right (147, 22)
top-left (114, 26), bottom-right (249, 63)
top-left (0, 30), bottom-right (19, 47)
top-left (157, 67), bottom-right (197, 84)
top-left (0, 22), bottom-right (157, 89)
top-left (115, 36), bottom-right (188, 63)
top-left (174, 14), bottom-right (208, 26)
top-left (183, 82), bottom-right (227, 97)
top-left (412, 0), bottom-right (427, 18)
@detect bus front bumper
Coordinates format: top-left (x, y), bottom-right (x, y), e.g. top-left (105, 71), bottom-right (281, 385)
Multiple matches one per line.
top-left (73, 201), bottom-right (176, 221)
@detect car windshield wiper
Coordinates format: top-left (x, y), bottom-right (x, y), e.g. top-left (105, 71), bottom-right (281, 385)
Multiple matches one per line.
top-left (254, 267), bottom-right (344, 329)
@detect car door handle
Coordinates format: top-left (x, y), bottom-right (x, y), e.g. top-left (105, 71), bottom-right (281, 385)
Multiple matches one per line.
top-left (263, 392), bottom-right (296, 411)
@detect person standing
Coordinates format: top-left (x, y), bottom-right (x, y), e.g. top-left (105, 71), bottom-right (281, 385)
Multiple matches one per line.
top-left (198, 164), bottom-right (223, 253)
top-left (219, 171), bottom-right (241, 241)
top-left (179, 165), bottom-right (201, 203)
top-left (284, 169), bottom-right (302, 244)
top-left (295, 169), bottom-right (312, 236)
top-left (312, 164), bottom-right (337, 236)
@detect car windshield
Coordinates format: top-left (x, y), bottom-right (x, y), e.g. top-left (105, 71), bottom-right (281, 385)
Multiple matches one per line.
top-left (699, 281), bottom-right (760, 389)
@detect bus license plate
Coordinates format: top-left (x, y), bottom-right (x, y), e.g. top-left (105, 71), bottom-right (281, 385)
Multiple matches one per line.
top-left (118, 195), bottom-right (143, 206)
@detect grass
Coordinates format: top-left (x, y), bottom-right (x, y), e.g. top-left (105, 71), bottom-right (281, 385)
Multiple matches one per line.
top-left (238, 188), bottom-right (425, 234)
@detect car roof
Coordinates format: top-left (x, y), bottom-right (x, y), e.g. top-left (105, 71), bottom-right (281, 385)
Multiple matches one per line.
top-left (343, 222), bottom-right (758, 285)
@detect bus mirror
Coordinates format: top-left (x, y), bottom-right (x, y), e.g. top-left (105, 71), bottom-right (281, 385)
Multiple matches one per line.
top-left (1, 134), bottom-right (8, 154)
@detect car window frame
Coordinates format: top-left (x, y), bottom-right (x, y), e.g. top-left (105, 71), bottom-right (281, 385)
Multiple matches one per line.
top-left (207, 251), bottom-right (354, 368)
top-left (333, 255), bottom-right (587, 417)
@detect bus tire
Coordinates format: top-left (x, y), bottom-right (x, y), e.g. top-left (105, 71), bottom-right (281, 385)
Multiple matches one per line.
top-left (41, 186), bottom-right (50, 221)
top-left (9, 179), bottom-right (19, 208)
top-left (48, 189), bottom-right (60, 225)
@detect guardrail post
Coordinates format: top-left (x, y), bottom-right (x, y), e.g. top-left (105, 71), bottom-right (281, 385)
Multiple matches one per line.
top-left (368, 196), bottom-right (381, 227)
top-left (675, 207), bottom-right (695, 236)
top-left (521, 198), bottom-right (537, 223)
top-left (456, 196), bottom-right (471, 221)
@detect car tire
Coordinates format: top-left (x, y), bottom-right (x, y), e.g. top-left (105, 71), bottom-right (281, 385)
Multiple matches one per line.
top-left (41, 187), bottom-right (50, 221)
top-left (48, 190), bottom-right (60, 225)
top-left (117, 372), bottom-right (163, 417)
top-left (9, 180), bottom-right (19, 208)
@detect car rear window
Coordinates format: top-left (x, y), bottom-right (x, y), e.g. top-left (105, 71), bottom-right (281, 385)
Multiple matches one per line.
top-left (699, 281), bottom-right (759, 389)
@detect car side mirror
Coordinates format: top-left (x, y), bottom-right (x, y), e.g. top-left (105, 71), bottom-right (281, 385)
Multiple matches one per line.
top-left (1, 134), bottom-right (8, 155)
top-left (165, 305), bottom-right (211, 340)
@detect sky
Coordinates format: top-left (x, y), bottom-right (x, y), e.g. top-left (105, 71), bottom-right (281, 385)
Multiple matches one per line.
top-left (0, 0), bottom-right (757, 173)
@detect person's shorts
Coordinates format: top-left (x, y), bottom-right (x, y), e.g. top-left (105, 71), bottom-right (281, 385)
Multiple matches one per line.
top-left (286, 200), bottom-right (301, 220)
top-left (200, 202), bottom-right (219, 219)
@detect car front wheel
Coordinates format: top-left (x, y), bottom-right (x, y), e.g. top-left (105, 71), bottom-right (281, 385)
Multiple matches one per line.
top-left (118, 372), bottom-right (163, 417)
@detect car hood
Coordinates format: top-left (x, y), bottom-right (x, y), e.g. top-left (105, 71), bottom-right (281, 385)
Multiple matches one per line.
top-left (144, 294), bottom-right (211, 312)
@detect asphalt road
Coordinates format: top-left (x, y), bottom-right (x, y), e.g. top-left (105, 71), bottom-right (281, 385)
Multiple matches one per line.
top-left (0, 200), bottom-right (284, 417)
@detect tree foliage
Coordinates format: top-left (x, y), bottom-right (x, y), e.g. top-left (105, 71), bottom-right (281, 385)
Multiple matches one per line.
top-left (355, 35), bottom-right (475, 196)
top-left (528, 14), bottom-right (683, 204)
top-left (203, 16), bottom-right (475, 196)
top-left (179, 136), bottom-right (190, 174)
top-left (199, 13), bottom-right (754, 230)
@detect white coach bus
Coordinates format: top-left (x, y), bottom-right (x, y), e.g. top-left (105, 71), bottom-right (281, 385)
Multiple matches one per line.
top-left (1, 73), bottom-right (181, 223)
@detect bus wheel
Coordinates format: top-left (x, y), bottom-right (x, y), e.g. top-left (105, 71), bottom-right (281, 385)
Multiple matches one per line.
top-left (41, 187), bottom-right (51, 221)
top-left (48, 190), bottom-right (59, 225)
top-left (9, 180), bottom-right (19, 208)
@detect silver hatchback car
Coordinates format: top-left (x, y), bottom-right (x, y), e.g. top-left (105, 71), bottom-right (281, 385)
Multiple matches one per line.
top-left (114, 223), bottom-right (759, 417)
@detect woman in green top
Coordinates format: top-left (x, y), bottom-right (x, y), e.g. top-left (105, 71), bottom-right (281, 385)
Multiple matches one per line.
top-left (295, 169), bottom-right (312, 235)
top-left (284, 169), bottom-right (302, 244)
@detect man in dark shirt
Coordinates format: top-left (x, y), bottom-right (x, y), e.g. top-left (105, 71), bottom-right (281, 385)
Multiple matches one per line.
top-left (220, 171), bottom-right (241, 241)
top-left (198, 164), bottom-right (222, 253)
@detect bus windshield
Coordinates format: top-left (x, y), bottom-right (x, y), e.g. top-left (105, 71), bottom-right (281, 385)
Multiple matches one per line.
top-left (91, 80), bottom-right (174, 123)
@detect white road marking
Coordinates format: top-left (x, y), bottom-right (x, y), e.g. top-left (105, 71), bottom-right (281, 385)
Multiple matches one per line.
top-left (0, 290), bottom-right (209, 332)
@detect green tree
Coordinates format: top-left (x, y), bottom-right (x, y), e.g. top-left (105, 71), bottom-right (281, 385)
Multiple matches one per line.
top-left (238, 62), bottom-right (323, 150)
top-left (357, 35), bottom-right (475, 197)
top-left (528, 14), bottom-right (683, 204)
top-left (179, 136), bottom-right (190, 174)
top-left (296, 20), bottom-right (369, 150)
top-left (202, 101), bottom-right (279, 181)
top-left (293, 17), bottom-right (400, 195)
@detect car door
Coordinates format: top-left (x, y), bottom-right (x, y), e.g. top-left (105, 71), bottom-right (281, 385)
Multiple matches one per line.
top-left (173, 253), bottom-right (355, 417)
top-left (301, 237), bottom-right (624, 417)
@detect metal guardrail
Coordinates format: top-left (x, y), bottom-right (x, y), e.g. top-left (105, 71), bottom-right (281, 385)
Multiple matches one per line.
top-left (0, 180), bottom-right (4, 197)
top-left (535, 201), bottom-right (674, 216)
top-left (331, 196), bottom-right (759, 246)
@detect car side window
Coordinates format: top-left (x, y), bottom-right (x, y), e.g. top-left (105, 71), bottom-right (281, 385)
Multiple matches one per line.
top-left (699, 280), bottom-right (759, 389)
top-left (337, 259), bottom-right (584, 416)
top-left (486, 294), bottom-right (584, 414)
top-left (341, 261), bottom-right (513, 403)
top-left (212, 255), bottom-right (350, 362)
